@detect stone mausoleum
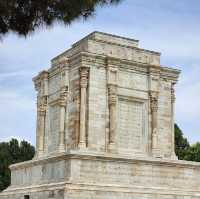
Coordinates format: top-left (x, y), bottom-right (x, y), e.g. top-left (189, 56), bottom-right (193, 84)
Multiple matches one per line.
top-left (1, 32), bottom-right (200, 199)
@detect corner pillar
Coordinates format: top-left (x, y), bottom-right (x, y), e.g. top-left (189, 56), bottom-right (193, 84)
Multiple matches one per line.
top-left (37, 97), bottom-right (47, 157)
top-left (34, 71), bottom-right (49, 158)
top-left (171, 83), bottom-right (178, 159)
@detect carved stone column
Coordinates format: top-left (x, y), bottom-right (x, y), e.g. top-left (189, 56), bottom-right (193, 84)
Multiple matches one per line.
top-left (75, 97), bottom-right (80, 148)
top-left (58, 86), bottom-right (68, 152)
top-left (78, 67), bottom-right (89, 149)
top-left (108, 84), bottom-right (117, 151)
top-left (149, 92), bottom-right (159, 157)
top-left (171, 83), bottom-right (178, 159)
top-left (38, 96), bottom-right (47, 157)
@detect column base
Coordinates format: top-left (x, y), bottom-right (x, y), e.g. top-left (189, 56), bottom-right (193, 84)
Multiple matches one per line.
top-left (58, 144), bottom-right (66, 153)
top-left (171, 152), bottom-right (178, 160)
top-left (108, 142), bottom-right (116, 153)
top-left (78, 142), bottom-right (86, 149)
top-left (35, 150), bottom-right (44, 159)
top-left (152, 148), bottom-right (163, 158)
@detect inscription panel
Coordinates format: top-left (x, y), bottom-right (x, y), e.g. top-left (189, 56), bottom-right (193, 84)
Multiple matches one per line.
top-left (76, 159), bottom-right (200, 190)
top-left (117, 98), bottom-right (144, 152)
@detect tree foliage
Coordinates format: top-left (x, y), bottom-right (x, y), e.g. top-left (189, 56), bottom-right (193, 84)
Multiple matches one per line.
top-left (0, 0), bottom-right (122, 37)
top-left (175, 123), bottom-right (200, 162)
top-left (184, 142), bottom-right (200, 162)
top-left (175, 123), bottom-right (190, 160)
top-left (0, 139), bottom-right (35, 192)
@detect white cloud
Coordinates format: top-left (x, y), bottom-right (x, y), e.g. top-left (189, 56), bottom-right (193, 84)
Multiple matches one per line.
top-left (176, 65), bottom-right (200, 143)
top-left (176, 65), bottom-right (200, 119)
top-left (0, 71), bottom-right (33, 80)
top-left (0, 88), bottom-right (36, 144)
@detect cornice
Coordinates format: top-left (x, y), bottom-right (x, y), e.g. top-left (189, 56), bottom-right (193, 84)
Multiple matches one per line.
top-left (90, 38), bottom-right (161, 56)
top-left (161, 66), bottom-right (181, 82)
top-left (72, 31), bottom-right (139, 49)
top-left (71, 52), bottom-right (161, 75)
top-left (32, 70), bottom-right (49, 91)
top-left (10, 151), bottom-right (200, 171)
top-left (32, 70), bottom-right (49, 82)
top-left (35, 53), bottom-right (180, 88)
top-left (71, 31), bottom-right (160, 56)
top-left (48, 64), bottom-right (69, 79)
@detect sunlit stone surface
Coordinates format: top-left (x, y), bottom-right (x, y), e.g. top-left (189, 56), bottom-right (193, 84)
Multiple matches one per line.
top-left (1, 32), bottom-right (200, 199)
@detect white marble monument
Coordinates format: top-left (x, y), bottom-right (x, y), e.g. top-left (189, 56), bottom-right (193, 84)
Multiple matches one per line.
top-left (1, 32), bottom-right (200, 199)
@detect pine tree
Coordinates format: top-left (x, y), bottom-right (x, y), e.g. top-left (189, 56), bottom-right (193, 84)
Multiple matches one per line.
top-left (0, 0), bottom-right (122, 38)
top-left (175, 124), bottom-right (190, 160)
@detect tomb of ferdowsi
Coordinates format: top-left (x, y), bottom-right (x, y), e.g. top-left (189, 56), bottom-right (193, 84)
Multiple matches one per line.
top-left (1, 32), bottom-right (200, 199)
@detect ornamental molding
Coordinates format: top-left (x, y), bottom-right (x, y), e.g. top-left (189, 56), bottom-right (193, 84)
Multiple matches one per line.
top-left (160, 67), bottom-right (181, 82)
top-left (80, 67), bottom-right (89, 88)
top-left (38, 96), bottom-right (48, 115)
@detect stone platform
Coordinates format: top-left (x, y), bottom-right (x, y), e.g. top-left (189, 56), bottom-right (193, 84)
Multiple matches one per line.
top-left (1, 151), bottom-right (200, 199)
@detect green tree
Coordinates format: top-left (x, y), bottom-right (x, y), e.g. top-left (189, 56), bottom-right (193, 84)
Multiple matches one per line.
top-left (184, 142), bottom-right (200, 162)
top-left (19, 140), bottom-right (35, 162)
top-left (175, 123), bottom-right (190, 160)
top-left (0, 139), bottom-right (35, 192)
top-left (0, 0), bottom-right (122, 38)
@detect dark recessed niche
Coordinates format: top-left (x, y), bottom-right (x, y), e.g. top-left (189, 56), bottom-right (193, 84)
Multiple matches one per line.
top-left (24, 195), bottom-right (29, 199)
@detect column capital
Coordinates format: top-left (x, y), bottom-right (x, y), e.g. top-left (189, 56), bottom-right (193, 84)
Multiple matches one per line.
top-left (108, 83), bottom-right (117, 94)
top-left (80, 67), bottom-right (89, 88)
top-left (38, 96), bottom-right (47, 116)
top-left (38, 107), bottom-right (46, 116)
top-left (40, 71), bottom-right (49, 81)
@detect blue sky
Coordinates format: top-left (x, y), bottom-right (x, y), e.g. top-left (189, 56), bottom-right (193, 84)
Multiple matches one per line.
top-left (0, 0), bottom-right (200, 145)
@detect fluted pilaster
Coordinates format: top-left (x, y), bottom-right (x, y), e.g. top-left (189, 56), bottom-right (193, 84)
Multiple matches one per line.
top-left (58, 86), bottom-right (68, 152)
top-left (108, 84), bottom-right (117, 150)
top-left (149, 92), bottom-right (159, 157)
top-left (78, 67), bottom-right (89, 149)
